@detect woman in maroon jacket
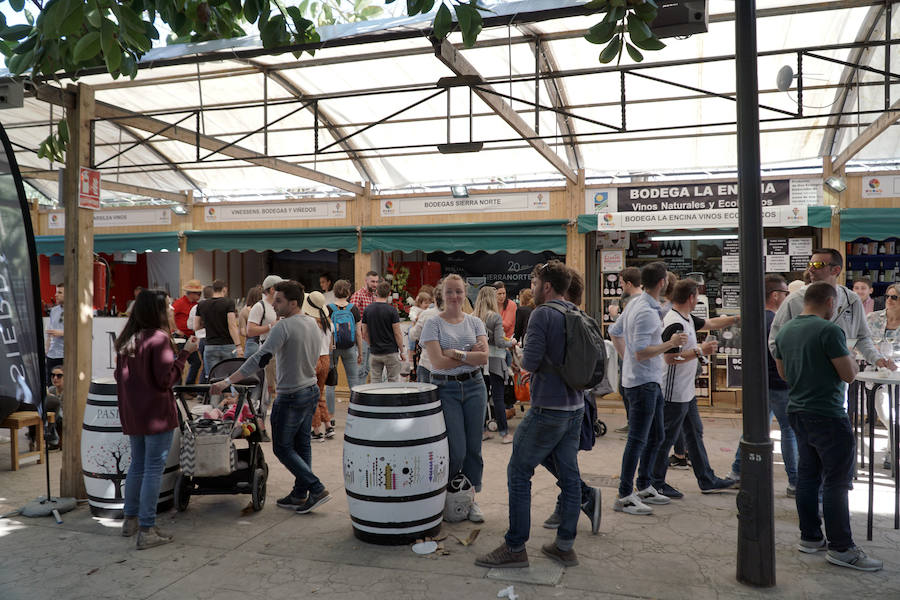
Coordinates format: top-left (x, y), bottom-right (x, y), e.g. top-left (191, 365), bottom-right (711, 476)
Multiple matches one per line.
top-left (115, 289), bottom-right (197, 550)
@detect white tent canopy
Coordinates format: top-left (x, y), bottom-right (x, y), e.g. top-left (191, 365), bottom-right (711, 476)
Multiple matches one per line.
top-left (1, 0), bottom-right (897, 202)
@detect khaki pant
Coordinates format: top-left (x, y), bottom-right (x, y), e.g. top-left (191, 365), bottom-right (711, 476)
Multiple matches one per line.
top-left (370, 352), bottom-right (403, 383)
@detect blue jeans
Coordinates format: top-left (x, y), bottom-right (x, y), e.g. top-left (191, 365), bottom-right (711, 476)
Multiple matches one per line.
top-left (358, 338), bottom-right (371, 383)
top-left (619, 382), bottom-right (665, 498)
top-left (489, 372), bottom-right (509, 436)
top-left (506, 406), bottom-right (584, 551)
top-left (731, 387), bottom-right (798, 486)
top-left (124, 429), bottom-right (175, 528)
top-left (416, 365), bottom-right (432, 384)
top-left (651, 399), bottom-right (718, 490)
top-left (204, 344), bottom-right (236, 380)
top-left (326, 346), bottom-right (362, 415)
top-left (271, 385), bottom-right (325, 498)
top-left (244, 339), bottom-right (260, 358)
top-left (789, 411), bottom-right (855, 552)
top-left (435, 372), bottom-right (487, 491)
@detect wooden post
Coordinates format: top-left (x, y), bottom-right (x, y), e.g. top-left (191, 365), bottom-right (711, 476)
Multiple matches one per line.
top-left (60, 83), bottom-right (94, 498)
top-left (565, 170), bottom-right (587, 307)
top-left (354, 182), bottom-right (372, 287)
top-left (821, 157), bottom-right (845, 285)
top-left (179, 190), bottom-right (194, 291)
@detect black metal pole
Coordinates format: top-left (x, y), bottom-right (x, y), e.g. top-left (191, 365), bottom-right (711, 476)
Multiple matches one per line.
top-left (735, 1), bottom-right (776, 587)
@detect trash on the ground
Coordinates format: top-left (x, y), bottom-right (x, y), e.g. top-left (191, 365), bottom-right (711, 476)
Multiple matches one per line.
top-left (240, 503), bottom-right (254, 515)
top-left (497, 585), bottom-right (518, 600)
top-left (448, 528), bottom-right (480, 546)
top-left (412, 540), bottom-right (438, 554)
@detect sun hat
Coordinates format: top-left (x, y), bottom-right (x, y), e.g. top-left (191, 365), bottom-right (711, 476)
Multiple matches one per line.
top-left (301, 290), bottom-right (328, 319)
top-left (262, 275), bottom-right (285, 291)
top-left (183, 279), bottom-right (203, 292)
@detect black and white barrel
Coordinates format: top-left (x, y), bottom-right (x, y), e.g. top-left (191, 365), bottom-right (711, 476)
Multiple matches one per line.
top-left (343, 383), bottom-right (448, 545)
top-left (81, 379), bottom-right (180, 517)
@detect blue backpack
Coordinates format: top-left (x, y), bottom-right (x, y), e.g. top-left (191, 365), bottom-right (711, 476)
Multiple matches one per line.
top-left (329, 303), bottom-right (357, 349)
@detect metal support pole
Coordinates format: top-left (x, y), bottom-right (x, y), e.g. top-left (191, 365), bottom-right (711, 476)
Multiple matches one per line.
top-left (735, 0), bottom-right (776, 587)
top-left (886, 0), bottom-right (892, 111)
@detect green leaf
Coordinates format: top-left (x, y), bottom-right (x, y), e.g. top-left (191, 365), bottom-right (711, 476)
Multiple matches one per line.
top-left (12, 34), bottom-right (36, 54)
top-left (631, 34), bottom-right (665, 51)
top-left (634, 1), bottom-right (658, 23)
top-left (432, 3), bottom-right (452, 39)
top-left (121, 52), bottom-right (137, 79)
top-left (625, 41), bottom-right (643, 62)
top-left (261, 14), bottom-right (286, 48)
top-left (104, 47), bottom-right (122, 73)
top-left (598, 34), bottom-right (621, 64)
top-left (584, 0), bottom-right (609, 9)
top-left (626, 14), bottom-right (652, 42)
top-left (7, 48), bottom-right (33, 74)
top-left (420, 0), bottom-right (435, 14)
top-left (73, 31), bottom-right (101, 62)
top-left (100, 19), bottom-right (115, 56)
top-left (1, 24), bottom-right (33, 41)
top-left (244, 0), bottom-right (259, 22)
top-left (360, 5), bottom-right (382, 19)
top-left (585, 21), bottom-right (615, 45)
top-left (603, 6), bottom-right (625, 23)
top-left (59, 1), bottom-right (84, 35)
top-left (9, 0), bottom-right (25, 11)
top-left (86, 8), bottom-right (102, 28)
top-left (57, 119), bottom-right (69, 144)
top-left (454, 3), bottom-right (482, 48)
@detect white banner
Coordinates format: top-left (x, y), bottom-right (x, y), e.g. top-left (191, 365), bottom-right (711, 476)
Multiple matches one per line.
top-left (203, 201), bottom-right (346, 222)
top-left (597, 205), bottom-right (809, 231)
top-left (379, 192), bottom-right (550, 217)
top-left (789, 178), bottom-right (823, 205)
top-left (585, 188), bottom-right (618, 214)
top-left (862, 175), bottom-right (900, 199)
top-left (48, 208), bottom-right (172, 229)
top-left (43, 316), bottom-right (126, 379)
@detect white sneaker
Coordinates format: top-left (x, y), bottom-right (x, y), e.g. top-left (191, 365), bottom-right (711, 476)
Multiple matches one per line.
top-left (726, 471), bottom-right (741, 482)
top-left (637, 486), bottom-right (671, 505)
top-left (613, 493), bottom-right (653, 515)
top-left (468, 501), bottom-right (485, 523)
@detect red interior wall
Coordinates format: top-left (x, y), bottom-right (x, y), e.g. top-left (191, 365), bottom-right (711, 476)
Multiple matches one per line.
top-left (38, 253), bottom-right (148, 315)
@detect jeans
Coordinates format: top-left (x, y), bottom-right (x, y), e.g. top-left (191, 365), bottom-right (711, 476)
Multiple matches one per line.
top-left (271, 385), bottom-right (325, 498)
top-left (435, 372), bottom-right (487, 491)
top-left (359, 338), bottom-right (371, 383)
top-left (245, 339), bottom-right (260, 358)
top-left (789, 411), bottom-right (855, 552)
top-left (326, 346), bottom-right (362, 415)
top-left (204, 344), bottom-right (236, 381)
top-left (177, 342), bottom-right (202, 384)
top-left (651, 399), bottom-right (718, 490)
top-left (506, 406), bottom-right (584, 551)
top-left (673, 430), bottom-right (686, 457)
top-left (731, 387), bottom-right (798, 486)
top-left (489, 372), bottom-right (509, 435)
top-left (619, 382), bottom-right (665, 498)
top-left (124, 429), bottom-right (175, 528)
top-left (198, 339), bottom-right (206, 382)
top-left (370, 352), bottom-right (402, 383)
top-left (416, 365), bottom-right (432, 384)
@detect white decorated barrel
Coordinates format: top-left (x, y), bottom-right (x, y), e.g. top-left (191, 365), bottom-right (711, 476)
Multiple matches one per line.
top-left (343, 382), bottom-right (448, 545)
top-left (81, 379), bottom-right (180, 517)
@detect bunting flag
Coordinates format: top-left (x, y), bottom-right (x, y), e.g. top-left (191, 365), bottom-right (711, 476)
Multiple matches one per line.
top-left (0, 122), bottom-right (45, 421)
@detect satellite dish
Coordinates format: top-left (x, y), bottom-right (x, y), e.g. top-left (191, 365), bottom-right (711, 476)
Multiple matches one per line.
top-left (776, 65), bottom-right (796, 92)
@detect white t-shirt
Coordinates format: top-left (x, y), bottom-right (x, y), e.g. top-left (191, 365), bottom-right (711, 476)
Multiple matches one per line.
top-left (248, 297), bottom-right (277, 341)
top-left (187, 304), bottom-right (205, 339)
top-left (661, 309), bottom-right (698, 403)
top-left (308, 316), bottom-right (332, 357)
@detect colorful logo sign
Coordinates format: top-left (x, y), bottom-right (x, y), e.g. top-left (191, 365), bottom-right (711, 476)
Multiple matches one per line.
top-left (593, 191), bottom-right (609, 210)
top-left (869, 178), bottom-right (880, 191)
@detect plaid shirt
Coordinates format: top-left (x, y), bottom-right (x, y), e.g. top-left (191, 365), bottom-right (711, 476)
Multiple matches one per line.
top-left (349, 287), bottom-right (376, 312)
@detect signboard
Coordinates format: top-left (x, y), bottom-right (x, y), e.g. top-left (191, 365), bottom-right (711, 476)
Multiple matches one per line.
top-left (597, 205), bottom-right (809, 231)
top-left (722, 239), bottom-right (740, 273)
top-left (204, 201), bottom-right (346, 222)
top-left (726, 355), bottom-right (743, 388)
top-left (48, 208), bottom-right (172, 229)
top-left (721, 285), bottom-right (741, 310)
top-left (601, 249), bottom-right (625, 273)
top-left (862, 175), bottom-right (900, 199)
top-left (615, 180), bottom-right (793, 213)
top-left (78, 167), bottom-right (101, 210)
top-left (381, 192), bottom-right (549, 217)
top-left (765, 238), bottom-right (790, 272)
top-left (585, 188), bottom-right (618, 214)
top-left (789, 179), bottom-right (823, 205)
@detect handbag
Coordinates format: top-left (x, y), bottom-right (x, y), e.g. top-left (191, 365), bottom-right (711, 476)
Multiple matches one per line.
top-left (325, 352), bottom-right (339, 386)
top-left (514, 371), bottom-right (531, 403)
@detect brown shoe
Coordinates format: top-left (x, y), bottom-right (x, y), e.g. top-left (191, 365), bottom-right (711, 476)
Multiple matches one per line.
top-left (541, 542), bottom-right (578, 567)
top-left (474, 543), bottom-right (529, 568)
top-left (136, 527), bottom-right (173, 550)
top-left (121, 516), bottom-right (139, 537)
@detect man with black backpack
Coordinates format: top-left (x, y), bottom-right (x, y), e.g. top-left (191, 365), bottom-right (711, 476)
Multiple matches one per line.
top-left (476, 260), bottom-right (599, 570)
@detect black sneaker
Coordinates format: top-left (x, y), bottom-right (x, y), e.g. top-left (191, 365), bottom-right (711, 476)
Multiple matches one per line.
top-left (276, 493), bottom-right (308, 509)
top-left (581, 486), bottom-right (601, 534)
top-left (325, 427), bottom-right (335, 439)
top-left (312, 431), bottom-right (325, 442)
top-left (669, 455), bottom-right (690, 470)
top-left (700, 477), bottom-right (736, 494)
top-left (658, 482), bottom-right (684, 499)
top-left (330, 418), bottom-right (336, 428)
top-left (296, 489), bottom-right (331, 514)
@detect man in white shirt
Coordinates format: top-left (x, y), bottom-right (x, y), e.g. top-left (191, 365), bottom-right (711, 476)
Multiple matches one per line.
top-left (246, 275), bottom-right (283, 440)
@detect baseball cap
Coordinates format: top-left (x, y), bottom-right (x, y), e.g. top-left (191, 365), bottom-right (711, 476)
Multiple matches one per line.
top-left (262, 275), bottom-right (285, 291)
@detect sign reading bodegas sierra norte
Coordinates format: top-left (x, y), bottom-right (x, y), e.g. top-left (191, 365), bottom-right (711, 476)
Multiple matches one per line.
top-left (380, 192), bottom-right (550, 217)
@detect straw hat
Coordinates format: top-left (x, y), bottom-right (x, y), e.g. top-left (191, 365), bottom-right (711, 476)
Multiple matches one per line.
top-left (302, 290), bottom-right (329, 319)
top-left (183, 279), bottom-right (203, 292)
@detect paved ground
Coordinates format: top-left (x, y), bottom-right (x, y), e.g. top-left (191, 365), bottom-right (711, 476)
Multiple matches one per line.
top-left (2, 404), bottom-right (899, 600)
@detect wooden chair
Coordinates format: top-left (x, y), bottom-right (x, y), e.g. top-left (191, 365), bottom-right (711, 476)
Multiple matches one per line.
top-left (1, 411), bottom-right (56, 471)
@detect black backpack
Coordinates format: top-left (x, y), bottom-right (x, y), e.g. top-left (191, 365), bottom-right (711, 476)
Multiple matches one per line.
top-left (538, 301), bottom-right (607, 391)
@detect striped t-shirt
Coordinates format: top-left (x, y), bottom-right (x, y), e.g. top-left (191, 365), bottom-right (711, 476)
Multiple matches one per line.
top-left (420, 313), bottom-right (487, 375)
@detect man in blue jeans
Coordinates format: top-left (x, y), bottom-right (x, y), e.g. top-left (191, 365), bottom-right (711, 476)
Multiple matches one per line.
top-left (195, 280), bottom-right (243, 380)
top-left (774, 281), bottom-right (881, 571)
top-left (728, 274), bottom-right (798, 496)
top-left (475, 260), bottom-right (584, 569)
top-left (609, 262), bottom-right (687, 515)
top-left (211, 280), bottom-right (331, 515)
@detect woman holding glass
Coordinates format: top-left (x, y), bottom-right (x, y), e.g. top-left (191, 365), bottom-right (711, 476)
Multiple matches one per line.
top-left (866, 284), bottom-right (900, 470)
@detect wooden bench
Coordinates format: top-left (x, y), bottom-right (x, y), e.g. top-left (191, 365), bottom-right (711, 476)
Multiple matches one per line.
top-left (1, 411), bottom-right (56, 471)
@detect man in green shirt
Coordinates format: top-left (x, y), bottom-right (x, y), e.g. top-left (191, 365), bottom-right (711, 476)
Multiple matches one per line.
top-left (774, 282), bottom-right (881, 572)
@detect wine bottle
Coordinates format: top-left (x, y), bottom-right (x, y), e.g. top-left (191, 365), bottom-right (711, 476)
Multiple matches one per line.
top-left (880, 262), bottom-right (886, 282)
top-left (676, 242), bottom-right (683, 257)
top-left (879, 241), bottom-right (887, 254)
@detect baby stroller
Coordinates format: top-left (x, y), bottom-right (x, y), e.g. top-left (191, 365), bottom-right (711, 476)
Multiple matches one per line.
top-left (172, 358), bottom-right (269, 512)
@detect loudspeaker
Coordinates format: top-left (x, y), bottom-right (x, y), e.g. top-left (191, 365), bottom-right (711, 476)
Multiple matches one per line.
top-left (652, 1), bottom-right (709, 39)
top-left (0, 82), bottom-right (25, 109)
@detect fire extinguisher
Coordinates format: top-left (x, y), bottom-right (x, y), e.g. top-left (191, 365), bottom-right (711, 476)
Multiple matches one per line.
top-left (93, 255), bottom-right (112, 314)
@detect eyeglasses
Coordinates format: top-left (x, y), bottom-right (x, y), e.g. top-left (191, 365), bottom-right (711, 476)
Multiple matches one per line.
top-left (771, 289), bottom-right (790, 295)
top-left (887, 294), bottom-right (900, 301)
top-left (807, 261), bottom-right (838, 270)
top-left (51, 373), bottom-right (63, 378)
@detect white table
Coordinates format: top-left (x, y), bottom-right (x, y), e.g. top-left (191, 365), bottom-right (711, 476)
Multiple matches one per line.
top-left (853, 370), bottom-right (900, 540)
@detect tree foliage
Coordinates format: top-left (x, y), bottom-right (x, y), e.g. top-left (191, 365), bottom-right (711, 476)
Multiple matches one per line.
top-left (584, 0), bottom-right (665, 64)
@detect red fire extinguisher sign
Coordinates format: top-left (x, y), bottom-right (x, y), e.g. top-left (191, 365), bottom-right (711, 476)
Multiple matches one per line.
top-left (79, 167), bottom-right (101, 210)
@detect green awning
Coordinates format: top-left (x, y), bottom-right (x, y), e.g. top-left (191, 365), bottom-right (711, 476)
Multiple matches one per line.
top-left (839, 207), bottom-right (900, 241)
top-left (360, 220), bottom-right (569, 254)
top-left (185, 227), bottom-right (358, 253)
top-left (577, 205), bottom-right (833, 233)
top-left (35, 232), bottom-right (180, 255)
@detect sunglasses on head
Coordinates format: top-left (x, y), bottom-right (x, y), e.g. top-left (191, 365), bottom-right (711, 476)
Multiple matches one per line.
top-left (807, 261), bottom-right (838, 269)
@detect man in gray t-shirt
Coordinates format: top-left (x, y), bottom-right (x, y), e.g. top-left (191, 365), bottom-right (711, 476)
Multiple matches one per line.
top-left (212, 281), bottom-right (331, 515)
